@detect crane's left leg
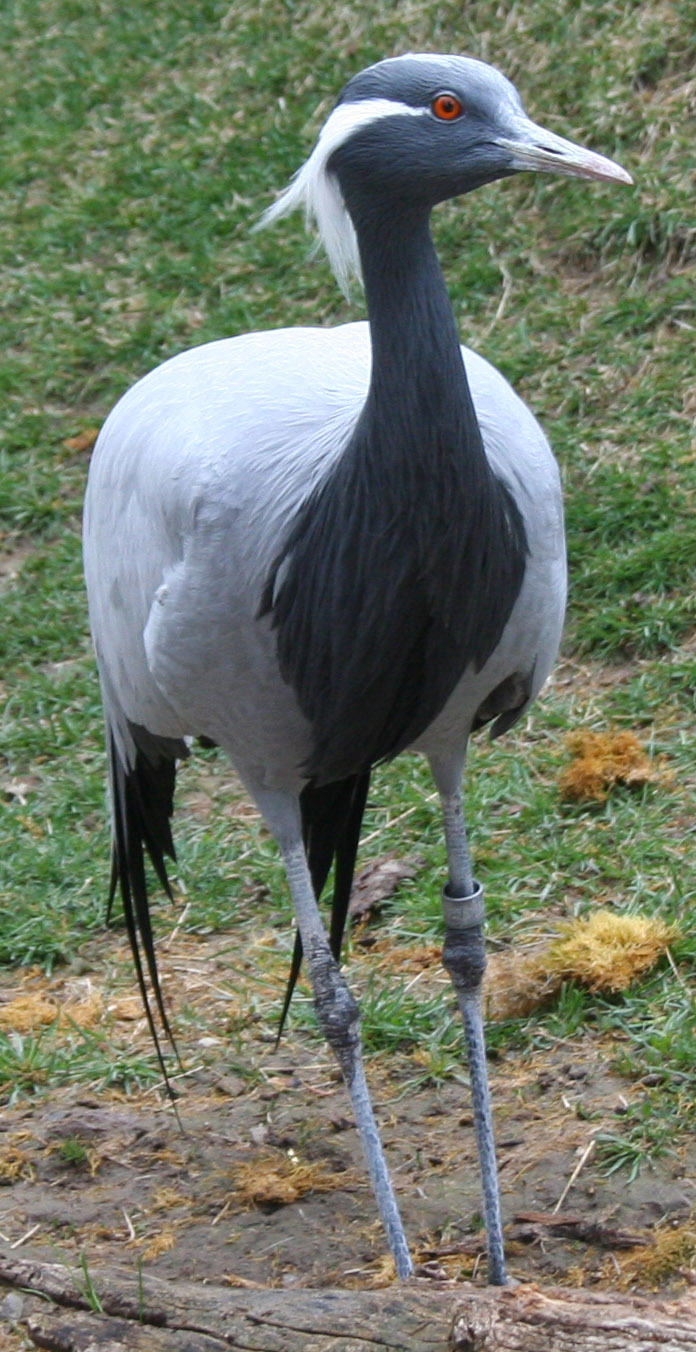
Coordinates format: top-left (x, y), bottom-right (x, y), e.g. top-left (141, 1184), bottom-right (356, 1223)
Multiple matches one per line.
top-left (255, 788), bottom-right (413, 1280)
top-left (431, 760), bottom-right (507, 1285)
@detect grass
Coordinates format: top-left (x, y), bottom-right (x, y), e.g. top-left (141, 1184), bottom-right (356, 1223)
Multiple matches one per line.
top-left (0, 1022), bottom-right (165, 1104)
top-left (1, 0), bottom-right (694, 1188)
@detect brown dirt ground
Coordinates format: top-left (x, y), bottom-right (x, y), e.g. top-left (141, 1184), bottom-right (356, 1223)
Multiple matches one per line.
top-left (2, 925), bottom-right (695, 1347)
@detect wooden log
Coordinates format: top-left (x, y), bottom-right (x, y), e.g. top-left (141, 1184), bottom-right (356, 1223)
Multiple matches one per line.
top-left (2, 1255), bottom-right (450, 1352)
top-left (451, 1285), bottom-right (696, 1351)
top-left (3, 1253), bottom-right (696, 1352)
top-left (20, 1310), bottom-right (223, 1351)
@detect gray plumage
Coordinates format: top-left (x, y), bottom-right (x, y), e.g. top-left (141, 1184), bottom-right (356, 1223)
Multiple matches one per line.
top-left (83, 53), bottom-right (631, 1283)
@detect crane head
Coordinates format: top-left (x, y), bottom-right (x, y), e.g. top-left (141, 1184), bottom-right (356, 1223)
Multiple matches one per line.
top-left (261, 53), bottom-right (632, 294)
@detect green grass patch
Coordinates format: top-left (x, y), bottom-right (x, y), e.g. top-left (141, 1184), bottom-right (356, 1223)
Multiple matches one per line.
top-left (1, 0), bottom-right (694, 1183)
top-left (0, 1023), bottom-right (164, 1105)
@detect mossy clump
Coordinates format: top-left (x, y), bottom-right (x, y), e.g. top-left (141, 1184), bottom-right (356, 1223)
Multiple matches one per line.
top-left (560, 729), bottom-right (669, 803)
top-left (546, 909), bottom-right (676, 993)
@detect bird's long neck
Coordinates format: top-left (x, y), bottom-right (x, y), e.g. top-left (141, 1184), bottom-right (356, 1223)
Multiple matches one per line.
top-left (265, 201), bottom-right (528, 784)
top-left (355, 206), bottom-right (486, 475)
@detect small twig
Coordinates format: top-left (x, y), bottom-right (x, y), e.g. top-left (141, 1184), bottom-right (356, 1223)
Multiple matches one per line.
top-left (164, 902), bottom-right (191, 946)
top-left (554, 1137), bottom-right (596, 1213)
top-left (665, 946), bottom-right (690, 992)
top-left (10, 1224), bottom-right (39, 1249)
top-left (607, 1250), bottom-right (622, 1278)
top-left (484, 247), bottom-right (514, 334)
top-left (211, 1197), bottom-right (233, 1227)
top-left (145, 1063), bottom-right (205, 1096)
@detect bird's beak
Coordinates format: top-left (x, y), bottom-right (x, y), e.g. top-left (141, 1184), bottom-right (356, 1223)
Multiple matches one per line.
top-left (496, 117), bottom-right (633, 186)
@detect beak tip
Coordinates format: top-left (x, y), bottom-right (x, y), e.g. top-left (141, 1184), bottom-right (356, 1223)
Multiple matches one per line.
top-left (596, 163), bottom-right (634, 187)
top-left (600, 158), bottom-right (634, 187)
top-left (501, 122), bottom-right (634, 189)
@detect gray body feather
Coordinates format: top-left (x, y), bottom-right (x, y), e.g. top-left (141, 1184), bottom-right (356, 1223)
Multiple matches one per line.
top-left (84, 320), bottom-right (566, 800)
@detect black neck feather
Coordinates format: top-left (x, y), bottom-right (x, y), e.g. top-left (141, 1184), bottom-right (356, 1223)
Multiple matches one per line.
top-left (261, 202), bottom-right (528, 785)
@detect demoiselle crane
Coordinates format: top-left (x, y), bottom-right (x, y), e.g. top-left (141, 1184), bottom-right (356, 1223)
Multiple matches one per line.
top-left (83, 54), bottom-right (632, 1284)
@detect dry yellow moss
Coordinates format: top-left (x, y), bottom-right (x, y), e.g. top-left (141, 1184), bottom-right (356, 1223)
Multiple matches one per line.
top-left (547, 909), bottom-right (676, 993)
top-left (138, 1228), bottom-right (177, 1261)
top-left (108, 995), bottom-right (146, 1022)
top-left (0, 993), bottom-right (59, 1032)
top-left (61, 991), bottom-right (104, 1028)
top-left (560, 729), bottom-right (669, 802)
top-left (233, 1149), bottom-right (352, 1207)
top-left (483, 947), bottom-right (563, 1021)
top-left (151, 1185), bottom-right (187, 1212)
top-left (0, 1142), bottom-right (36, 1183)
top-left (481, 909), bottom-right (676, 1019)
top-left (362, 940), bottom-right (440, 974)
top-left (0, 988), bottom-right (103, 1033)
top-left (605, 1223), bottom-right (696, 1290)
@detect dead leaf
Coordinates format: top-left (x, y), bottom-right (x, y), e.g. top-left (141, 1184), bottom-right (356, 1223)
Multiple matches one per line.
top-left (61, 428), bottom-right (99, 454)
top-left (349, 852), bottom-right (424, 921)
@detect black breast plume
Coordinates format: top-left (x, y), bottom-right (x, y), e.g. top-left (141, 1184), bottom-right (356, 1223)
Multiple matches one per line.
top-left (260, 399), bottom-right (528, 785)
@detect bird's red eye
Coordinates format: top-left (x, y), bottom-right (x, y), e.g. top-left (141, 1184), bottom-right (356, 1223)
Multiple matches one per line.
top-left (432, 93), bottom-right (463, 121)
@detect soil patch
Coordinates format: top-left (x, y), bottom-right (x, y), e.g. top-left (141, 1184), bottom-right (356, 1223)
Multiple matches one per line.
top-left (2, 933), bottom-right (694, 1307)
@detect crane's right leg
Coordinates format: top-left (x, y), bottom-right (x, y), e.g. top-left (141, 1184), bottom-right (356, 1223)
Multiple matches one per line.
top-left (430, 757), bottom-right (507, 1286)
top-left (255, 789), bottom-right (413, 1280)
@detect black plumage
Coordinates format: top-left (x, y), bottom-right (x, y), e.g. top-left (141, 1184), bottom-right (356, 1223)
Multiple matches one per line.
top-left (262, 219), bottom-right (528, 785)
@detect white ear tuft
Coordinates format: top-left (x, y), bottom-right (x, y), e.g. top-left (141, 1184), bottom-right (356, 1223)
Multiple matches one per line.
top-left (258, 99), bottom-right (424, 298)
top-left (259, 112), bottom-right (361, 296)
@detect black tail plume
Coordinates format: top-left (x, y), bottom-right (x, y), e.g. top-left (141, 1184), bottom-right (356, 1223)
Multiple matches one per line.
top-left (108, 724), bottom-right (187, 1087)
top-left (276, 770), bottom-right (371, 1043)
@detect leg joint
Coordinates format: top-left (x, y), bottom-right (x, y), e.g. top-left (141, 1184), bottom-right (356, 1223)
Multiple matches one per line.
top-left (308, 949), bottom-right (360, 1060)
top-left (442, 923), bottom-right (487, 996)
